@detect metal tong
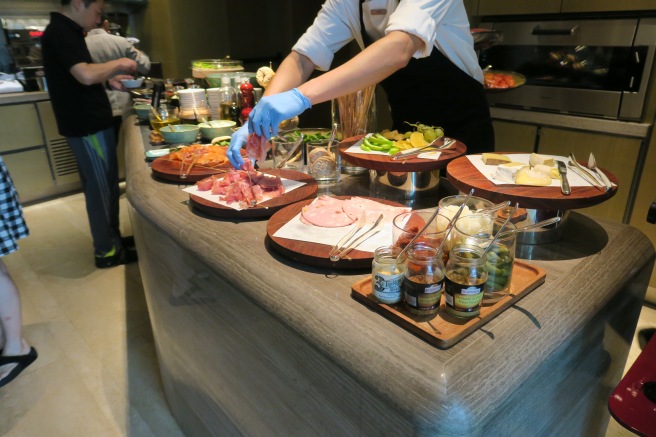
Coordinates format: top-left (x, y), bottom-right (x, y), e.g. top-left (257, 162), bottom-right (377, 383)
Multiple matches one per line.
top-left (568, 152), bottom-right (608, 192)
top-left (275, 134), bottom-right (305, 169)
top-left (391, 137), bottom-right (455, 161)
top-left (329, 213), bottom-right (384, 262)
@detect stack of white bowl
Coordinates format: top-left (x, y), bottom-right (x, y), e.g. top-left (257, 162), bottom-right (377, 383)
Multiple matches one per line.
top-left (177, 88), bottom-right (207, 120)
top-left (206, 88), bottom-right (222, 120)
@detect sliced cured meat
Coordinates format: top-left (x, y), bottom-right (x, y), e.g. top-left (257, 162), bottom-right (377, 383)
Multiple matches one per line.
top-left (197, 164), bottom-right (285, 208)
top-left (245, 133), bottom-right (269, 163)
top-left (300, 196), bottom-right (355, 228)
top-left (342, 197), bottom-right (410, 224)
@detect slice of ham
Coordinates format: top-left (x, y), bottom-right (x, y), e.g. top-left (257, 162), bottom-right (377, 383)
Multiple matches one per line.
top-left (245, 133), bottom-right (269, 163)
top-left (342, 197), bottom-right (410, 224)
top-left (300, 196), bottom-right (356, 227)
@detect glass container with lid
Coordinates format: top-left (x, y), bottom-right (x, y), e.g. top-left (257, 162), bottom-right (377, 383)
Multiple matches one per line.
top-left (191, 58), bottom-right (244, 78)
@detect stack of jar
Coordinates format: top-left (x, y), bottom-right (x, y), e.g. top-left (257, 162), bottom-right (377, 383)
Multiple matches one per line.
top-left (372, 195), bottom-right (517, 319)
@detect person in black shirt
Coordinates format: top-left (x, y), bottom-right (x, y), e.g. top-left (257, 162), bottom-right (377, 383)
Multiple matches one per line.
top-left (42, 0), bottom-right (138, 268)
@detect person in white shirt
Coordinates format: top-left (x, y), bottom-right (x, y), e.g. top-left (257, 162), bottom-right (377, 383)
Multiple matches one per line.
top-left (86, 18), bottom-right (151, 134)
top-left (228, 0), bottom-right (493, 168)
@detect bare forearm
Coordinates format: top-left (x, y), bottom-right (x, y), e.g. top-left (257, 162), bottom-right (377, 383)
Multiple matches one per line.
top-left (264, 52), bottom-right (315, 96)
top-left (298, 31), bottom-right (422, 105)
top-left (70, 58), bottom-right (136, 86)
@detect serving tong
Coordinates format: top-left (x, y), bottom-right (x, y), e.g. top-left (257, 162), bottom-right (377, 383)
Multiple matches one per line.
top-left (329, 213), bottom-right (385, 262)
top-left (391, 137), bottom-right (455, 161)
top-left (567, 152), bottom-right (610, 192)
top-left (275, 134), bottom-right (305, 169)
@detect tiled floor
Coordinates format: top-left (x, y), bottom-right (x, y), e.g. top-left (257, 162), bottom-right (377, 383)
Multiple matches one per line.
top-left (0, 190), bottom-right (654, 436)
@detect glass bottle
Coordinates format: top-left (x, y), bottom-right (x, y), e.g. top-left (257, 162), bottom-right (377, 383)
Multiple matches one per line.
top-left (372, 246), bottom-right (406, 305)
top-left (219, 74), bottom-right (238, 122)
top-left (402, 243), bottom-right (445, 315)
top-left (444, 244), bottom-right (488, 318)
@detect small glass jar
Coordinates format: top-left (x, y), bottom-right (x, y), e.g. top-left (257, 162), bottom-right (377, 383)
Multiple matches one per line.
top-left (402, 243), bottom-right (445, 315)
top-left (444, 244), bottom-right (488, 318)
top-left (372, 246), bottom-right (406, 304)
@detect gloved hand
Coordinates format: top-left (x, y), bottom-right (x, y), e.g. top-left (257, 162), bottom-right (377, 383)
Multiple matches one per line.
top-left (248, 88), bottom-right (311, 140)
top-left (228, 123), bottom-right (249, 168)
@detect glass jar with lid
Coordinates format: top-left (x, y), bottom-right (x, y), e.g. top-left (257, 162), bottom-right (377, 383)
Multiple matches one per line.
top-left (402, 243), bottom-right (445, 315)
top-left (372, 246), bottom-right (406, 305)
top-left (444, 244), bottom-right (488, 318)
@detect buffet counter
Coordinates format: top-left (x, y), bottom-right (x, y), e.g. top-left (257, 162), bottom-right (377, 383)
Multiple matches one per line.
top-left (122, 114), bottom-right (655, 436)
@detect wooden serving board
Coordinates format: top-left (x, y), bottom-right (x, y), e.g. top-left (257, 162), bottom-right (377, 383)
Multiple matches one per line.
top-left (190, 169), bottom-right (318, 219)
top-left (338, 135), bottom-right (467, 172)
top-left (447, 154), bottom-right (618, 210)
top-left (151, 149), bottom-right (248, 183)
top-left (351, 259), bottom-right (545, 349)
top-left (266, 196), bottom-right (406, 269)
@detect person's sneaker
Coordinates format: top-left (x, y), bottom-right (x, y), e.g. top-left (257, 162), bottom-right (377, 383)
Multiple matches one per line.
top-left (95, 246), bottom-right (138, 268)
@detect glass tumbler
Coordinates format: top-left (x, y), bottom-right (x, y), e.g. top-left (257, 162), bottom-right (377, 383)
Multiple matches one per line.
top-left (332, 86), bottom-right (376, 175)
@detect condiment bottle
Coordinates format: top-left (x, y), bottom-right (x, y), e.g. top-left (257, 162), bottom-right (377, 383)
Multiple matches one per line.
top-left (444, 244), bottom-right (488, 318)
top-left (239, 77), bottom-right (254, 124)
top-left (402, 243), bottom-right (445, 315)
top-left (372, 246), bottom-right (406, 304)
top-left (218, 74), bottom-right (238, 122)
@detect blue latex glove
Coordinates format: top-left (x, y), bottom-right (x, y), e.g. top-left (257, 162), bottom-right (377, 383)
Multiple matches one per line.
top-left (228, 123), bottom-right (249, 168)
top-left (248, 88), bottom-right (311, 140)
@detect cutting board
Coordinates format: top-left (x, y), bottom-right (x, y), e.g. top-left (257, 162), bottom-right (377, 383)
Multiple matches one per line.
top-left (351, 259), bottom-right (546, 349)
top-left (338, 135), bottom-right (467, 172)
top-left (266, 196), bottom-right (406, 269)
top-left (151, 149), bottom-right (248, 183)
top-left (190, 169), bottom-right (318, 219)
top-left (446, 154), bottom-right (618, 210)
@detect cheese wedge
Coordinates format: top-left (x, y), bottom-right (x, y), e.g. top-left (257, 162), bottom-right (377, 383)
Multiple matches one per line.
top-left (515, 166), bottom-right (551, 186)
top-left (493, 161), bottom-right (524, 182)
top-left (533, 164), bottom-right (560, 179)
top-left (529, 153), bottom-right (555, 167)
top-left (482, 153), bottom-right (512, 165)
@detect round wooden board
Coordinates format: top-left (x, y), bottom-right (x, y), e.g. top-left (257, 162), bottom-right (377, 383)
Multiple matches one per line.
top-left (338, 135), bottom-right (467, 172)
top-left (446, 153), bottom-right (618, 210)
top-left (151, 148), bottom-right (248, 183)
top-left (266, 196), bottom-right (406, 270)
top-left (190, 169), bottom-right (318, 219)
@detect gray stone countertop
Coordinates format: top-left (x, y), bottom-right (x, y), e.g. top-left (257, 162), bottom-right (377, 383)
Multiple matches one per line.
top-left (122, 114), bottom-right (655, 432)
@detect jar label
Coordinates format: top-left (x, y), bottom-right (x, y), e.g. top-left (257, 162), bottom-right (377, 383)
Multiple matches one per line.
top-left (445, 278), bottom-right (483, 313)
top-left (373, 272), bottom-right (404, 304)
top-left (403, 278), bottom-right (443, 310)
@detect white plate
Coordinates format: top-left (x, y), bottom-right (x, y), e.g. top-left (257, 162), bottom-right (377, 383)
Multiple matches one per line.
top-left (145, 148), bottom-right (170, 159)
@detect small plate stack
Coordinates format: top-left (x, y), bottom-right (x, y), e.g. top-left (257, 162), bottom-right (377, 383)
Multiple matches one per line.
top-left (206, 88), bottom-right (222, 120)
top-left (177, 88), bottom-right (207, 120)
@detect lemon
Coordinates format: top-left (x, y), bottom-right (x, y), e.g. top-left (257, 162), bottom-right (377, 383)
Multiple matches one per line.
top-left (410, 132), bottom-right (427, 148)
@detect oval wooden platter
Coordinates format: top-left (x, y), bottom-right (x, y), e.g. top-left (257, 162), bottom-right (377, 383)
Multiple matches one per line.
top-left (338, 135), bottom-right (467, 172)
top-left (446, 154), bottom-right (618, 210)
top-left (189, 169), bottom-right (318, 219)
top-left (151, 148), bottom-right (248, 183)
top-left (266, 196), bottom-right (406, 269)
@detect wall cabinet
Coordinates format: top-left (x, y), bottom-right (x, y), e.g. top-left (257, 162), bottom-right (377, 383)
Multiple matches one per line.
top-left (491, 121), bottom-right (642, 223)
top-left (478, 0), bottom-right (655, 15)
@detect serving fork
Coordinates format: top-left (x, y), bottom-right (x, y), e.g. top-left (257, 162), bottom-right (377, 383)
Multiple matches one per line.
top-left (329, 214), bottom-right (384, 261)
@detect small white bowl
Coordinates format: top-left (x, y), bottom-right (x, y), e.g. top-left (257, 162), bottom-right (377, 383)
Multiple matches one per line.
top-left (121, 77), bottom-right (144, 89)
top-left (198, 120), bottom-right (237, 140)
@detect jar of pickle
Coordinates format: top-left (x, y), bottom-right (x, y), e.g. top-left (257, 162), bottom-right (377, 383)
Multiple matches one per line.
top-left (372, 246), bottom-right (406, 304)
top-left (444, 244), bottom-right (488, 318)
top-left (402, 243), bottom-right (445, 315)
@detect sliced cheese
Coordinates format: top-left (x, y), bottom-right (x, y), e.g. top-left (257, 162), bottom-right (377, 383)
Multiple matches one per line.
top-left (493, 161), bottom-right (524, 182)
top-left (533, 164), bottom-right (560, 179)
top-left (529, 153), bottom-right (555, 167)
top-left (515, 166), bottom-right (551, 186)
top-left (482, 153), bottom-right (512, 165)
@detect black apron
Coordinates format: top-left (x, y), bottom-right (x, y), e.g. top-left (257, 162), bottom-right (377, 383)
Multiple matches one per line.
top-left (359, 0), bottom-right (494, 154)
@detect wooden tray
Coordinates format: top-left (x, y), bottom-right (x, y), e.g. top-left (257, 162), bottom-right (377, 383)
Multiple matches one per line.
top-left (151, 149), bottom-right (247, 183)
top-left (266, 196), bottom-right (406, 269)
top-left (190, 169), bottom-right (318, 219)
top-left (446, 154), bottom-right (618, 210)
top-left (351, 260), bottom-right (546, 349)
top-left (339, 135), bottom-right (467, 172)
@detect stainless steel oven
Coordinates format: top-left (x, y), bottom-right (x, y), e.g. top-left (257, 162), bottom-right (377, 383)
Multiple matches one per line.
top-left (479, 17), bottom-right (656, 121)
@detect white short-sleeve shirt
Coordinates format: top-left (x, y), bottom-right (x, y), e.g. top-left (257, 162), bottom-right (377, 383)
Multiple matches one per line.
top-left (292, 0), bottom-right (482, 83)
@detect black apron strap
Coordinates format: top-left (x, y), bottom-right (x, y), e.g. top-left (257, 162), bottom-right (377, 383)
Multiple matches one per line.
top-left (358, 0), bottom-right (493, 153)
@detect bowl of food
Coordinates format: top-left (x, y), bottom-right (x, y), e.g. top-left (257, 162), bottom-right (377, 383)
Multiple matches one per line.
top-left (198, 120), bottom-right (237, 141)
top-left (133, 103), bottom-right (151, 121)
top-left (121, 77), bottom-right (145, 89)
top-left (159, 124), bottom-right (200, 144)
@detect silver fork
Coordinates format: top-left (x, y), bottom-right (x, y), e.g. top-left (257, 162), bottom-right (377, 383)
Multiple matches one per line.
top-left (328, 210), bottom-right (366, 258)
